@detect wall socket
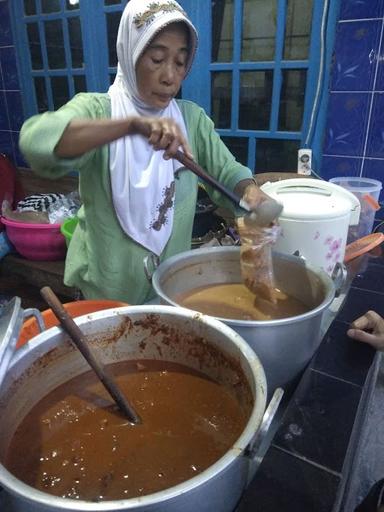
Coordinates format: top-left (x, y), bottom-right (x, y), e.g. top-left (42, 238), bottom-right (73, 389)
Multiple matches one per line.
top-left (297, 148), bottom-right (312, 175)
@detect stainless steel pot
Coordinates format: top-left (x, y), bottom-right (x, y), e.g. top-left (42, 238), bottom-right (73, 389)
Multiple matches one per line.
top-left (148, 246), bottom-right (337, 393)
top-left (0, 302), bottom-right (279, 512)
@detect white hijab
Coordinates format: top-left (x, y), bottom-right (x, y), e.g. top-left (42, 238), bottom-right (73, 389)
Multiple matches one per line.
top-left (108, 0), bottom-right (198, 256)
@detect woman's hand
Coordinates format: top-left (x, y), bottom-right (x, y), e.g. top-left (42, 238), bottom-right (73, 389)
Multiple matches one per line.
top-left (132, 117), bottom-right (193, 160)
top-left (238, 182), bottom-right (283, 226)
top-left (347, 310), bottom-right (384, 351)
top-left (241, 183), bottom-right (274, 211)
top-left (55, 117), bottom-right (193, 159)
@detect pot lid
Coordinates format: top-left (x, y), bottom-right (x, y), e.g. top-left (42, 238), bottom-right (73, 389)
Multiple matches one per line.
top-left (0, 296), bottom-right (23, 386)
top-left (261, 178), bottom-right (361, 223)
top-left (344, 232), bottom-right (384, 262)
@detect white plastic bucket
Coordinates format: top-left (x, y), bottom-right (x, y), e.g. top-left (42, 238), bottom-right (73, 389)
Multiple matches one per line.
top-left (329, 177), bottom-right (382, 243)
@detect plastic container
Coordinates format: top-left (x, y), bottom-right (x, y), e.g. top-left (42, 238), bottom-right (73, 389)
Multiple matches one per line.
top-left (61, 216), bottom-right (78, 247)
top-left (0, 217), bottom-right (67, 261)
top-left (17, 299), bottom-right (128, 348)
top-left (329, 177), bottom-right (382, 243)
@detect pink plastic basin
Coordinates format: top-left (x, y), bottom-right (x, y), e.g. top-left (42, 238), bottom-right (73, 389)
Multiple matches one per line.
top-left (1, 217), bottom-right (67, 261)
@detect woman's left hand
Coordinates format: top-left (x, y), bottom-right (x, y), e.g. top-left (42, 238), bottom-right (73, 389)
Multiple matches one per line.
top-left (240, 183), bottom-right (283, 226)
top-left (241, 183), bottom-right (272, 211)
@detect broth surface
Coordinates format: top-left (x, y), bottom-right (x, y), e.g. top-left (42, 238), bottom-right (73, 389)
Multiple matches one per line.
top-left (177, 283), bottom-right (309, 320)
top-left (5, 360), bottom-right (250, 501)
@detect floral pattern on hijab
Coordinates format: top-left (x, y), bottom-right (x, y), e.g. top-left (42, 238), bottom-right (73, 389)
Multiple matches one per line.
top-left (133, 2), bottom-right (187, 28)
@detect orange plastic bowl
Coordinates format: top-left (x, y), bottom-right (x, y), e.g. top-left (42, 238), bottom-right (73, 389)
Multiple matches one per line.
top-left (17, 299), bottom-right (128, 348)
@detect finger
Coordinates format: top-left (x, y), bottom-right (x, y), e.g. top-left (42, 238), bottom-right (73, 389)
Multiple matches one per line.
top-left (152, 120), bottom-right (177, 151)
top-left (147, 121), bottom-right (162, 146)
top-left (347, 328), bottom-right (384, 350)
top-left (365, 310), bottom-right (384, 330)
top-left (163, 137), bottom-right (181, 159)
top-left (157, 130), bottom-right (174, 152)
top-left (161, 119), bottom-right (193, 157)
top-left (350, 310), bottom-right (382, 331)
top-left (350, 316), bottom-right (371, 331)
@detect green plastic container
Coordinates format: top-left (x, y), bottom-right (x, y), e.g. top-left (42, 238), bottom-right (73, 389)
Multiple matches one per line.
top-left (60, 216), bottom-right (78, 247)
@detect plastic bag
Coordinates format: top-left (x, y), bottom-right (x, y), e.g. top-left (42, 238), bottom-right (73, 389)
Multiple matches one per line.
top-left (2, 191), bottom-right (81, 225)
top-left (236, 217), bottom-right (280, 303)
top-left (47, 191), bottom-right (81, 224)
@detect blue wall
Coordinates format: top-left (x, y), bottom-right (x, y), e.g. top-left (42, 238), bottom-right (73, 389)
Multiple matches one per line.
top-left (321, 0), bottom-right (384, 197)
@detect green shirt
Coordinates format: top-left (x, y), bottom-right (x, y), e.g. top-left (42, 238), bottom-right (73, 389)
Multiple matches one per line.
top-left (19, 93), bottom-right (252, 304)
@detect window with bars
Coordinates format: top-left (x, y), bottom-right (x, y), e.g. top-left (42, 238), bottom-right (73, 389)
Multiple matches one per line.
top-left (12, 0), bottom-right (128, 117)
top-left (182, 0), bottom-right (339, 173)
top-left (12, 0), bottom-right (338, 172)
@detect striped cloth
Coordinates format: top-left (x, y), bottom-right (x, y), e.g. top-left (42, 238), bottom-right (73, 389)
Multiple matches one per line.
top-left (16, 193), bottom-right (65, 213)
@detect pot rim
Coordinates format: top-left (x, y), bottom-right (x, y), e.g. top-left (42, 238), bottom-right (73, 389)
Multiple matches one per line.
top-left (152, 247), bottom-right (336, 327)
top-left (0, 305), bottom-right (267, 511)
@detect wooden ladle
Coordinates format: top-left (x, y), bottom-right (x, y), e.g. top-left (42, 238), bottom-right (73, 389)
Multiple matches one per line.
top-left (40, 286), bottom-right (141, 425)
top-left (174, 150), bottom-right (283, 226)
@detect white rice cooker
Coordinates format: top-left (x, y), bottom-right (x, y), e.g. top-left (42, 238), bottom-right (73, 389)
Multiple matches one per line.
top-left (261, 178), bottom-right (361, 274)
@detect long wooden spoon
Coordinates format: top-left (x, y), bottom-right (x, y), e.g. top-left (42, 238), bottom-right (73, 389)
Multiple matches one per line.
top-left (174, 150), bottom-right (283, 226)
top-left (40, 286), bottom-right (141, 425)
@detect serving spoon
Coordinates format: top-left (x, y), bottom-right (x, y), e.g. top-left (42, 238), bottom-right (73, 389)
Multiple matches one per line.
top-left (40, 286), bottom-right (141, 425)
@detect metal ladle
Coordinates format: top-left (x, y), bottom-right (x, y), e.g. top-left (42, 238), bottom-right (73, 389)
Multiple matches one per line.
top-left (40, 286), bottom-right (141, 425)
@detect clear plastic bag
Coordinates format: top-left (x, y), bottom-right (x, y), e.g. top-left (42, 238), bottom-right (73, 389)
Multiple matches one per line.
top-left (236, 217), bottom-right (280, 303)
top-left (2, 191), bottom-right (81, 225)
top-left (47, 191), bottom-right (81, 224)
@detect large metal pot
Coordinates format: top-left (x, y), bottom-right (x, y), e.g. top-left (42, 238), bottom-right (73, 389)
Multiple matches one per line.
top-left (149, 246), bottom-right (337, 393)
top-left (0, 302), bottom-right (272, 512)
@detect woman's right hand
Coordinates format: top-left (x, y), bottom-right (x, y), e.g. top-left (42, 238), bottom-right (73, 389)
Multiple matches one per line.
top-left (54, 116), bottom-right (193, 160)
top-left (347, 310), bottom-right (384, 351)
top-left (132, 116), bottom-right (193, 160)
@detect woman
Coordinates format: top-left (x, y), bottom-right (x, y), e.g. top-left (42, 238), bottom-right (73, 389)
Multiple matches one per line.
top-left (19, 0), bottom-right (276, 304)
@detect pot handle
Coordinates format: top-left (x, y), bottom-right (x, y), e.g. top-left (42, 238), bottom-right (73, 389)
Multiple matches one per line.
top-left (22, 308), bottom-right (46, 335)
top-left (143, 253), bottom-right (160, 282)
top-left (331, 261), bottom-right (348, 297)
top-left (245, 387), bottom-right (284, 479)
top-left (0, 302), bottom-right (46, 387)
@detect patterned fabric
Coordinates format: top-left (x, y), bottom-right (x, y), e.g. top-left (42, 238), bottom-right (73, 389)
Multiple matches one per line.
top-left (16, 193), bottom-right (64, 213)
top-left (133, 1), bottom-right (187, 28)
